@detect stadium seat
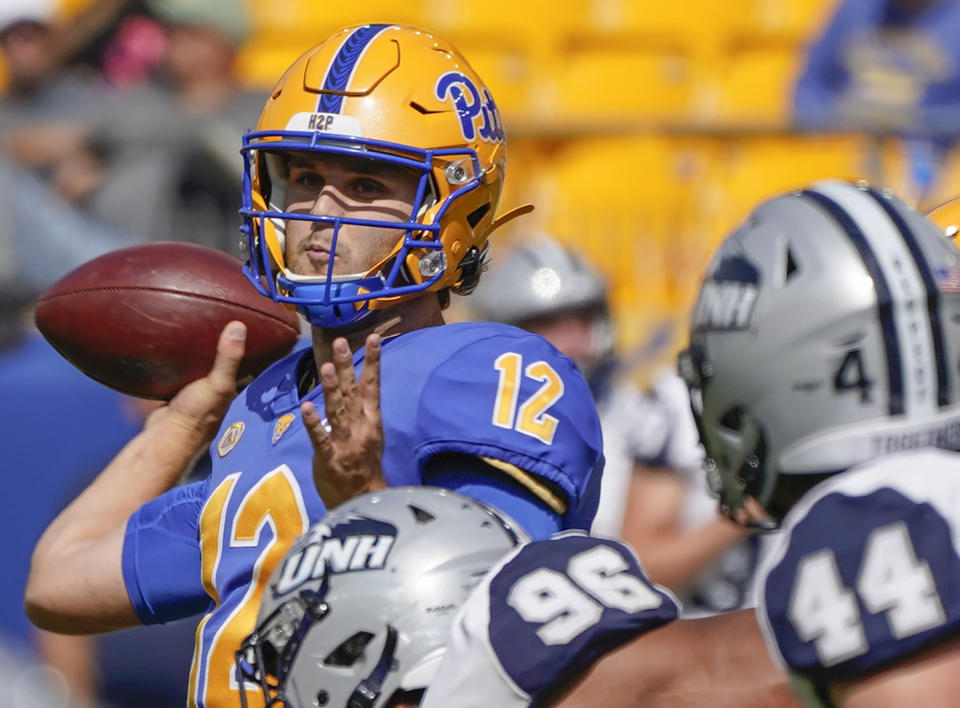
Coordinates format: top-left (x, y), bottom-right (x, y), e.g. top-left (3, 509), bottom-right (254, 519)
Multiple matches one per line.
top-left (424, 0), bottom-right (583, 45)
top-left (545, 45), bottom-right (701, 121)
top-left (707, 133), bottom-right (872, 241)
top-left (727, 0), bottom-right (839, 46)
top-left (710, 46), bottom-right (805, 125)
top-left (243, 0), bottom-right (425, 37)
top-left (581, 0), bottom-right (737, 47)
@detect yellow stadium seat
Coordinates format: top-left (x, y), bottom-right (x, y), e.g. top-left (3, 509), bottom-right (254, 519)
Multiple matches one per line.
top-left (707, 133), bottom-right (872, 242)
top-left (711, 46), bottom-right (805, 125)
top-left (423, 0), bottom-right (583, 46)
top-left (582, 0), bottom-right (738, 46)
top-left (243, 0), bottom-right (425, 37)
top-left (736, 0), bottom-right (839, 45)
top-left (545, 45), bottom-right (701, 122)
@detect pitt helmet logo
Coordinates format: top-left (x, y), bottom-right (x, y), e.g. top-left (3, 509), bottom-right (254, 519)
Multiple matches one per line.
top-left (273, 515), bottom-right (397, 596)
top-left (272, 413), bottom-right (295, 444)
top-left (435, 71), bottom-right (505, 144)
top-left (217, 422), bottom-right (245, 457)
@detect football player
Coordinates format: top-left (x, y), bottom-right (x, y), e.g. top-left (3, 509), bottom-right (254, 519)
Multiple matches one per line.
top-left (471, 235), bottom-right (756, 615)
top-left (238, 486), bottom-right (678, 708)
top-left (684, 179), bottom-right (960, 705)
top-left (25, 25), bottom-right (603, 708)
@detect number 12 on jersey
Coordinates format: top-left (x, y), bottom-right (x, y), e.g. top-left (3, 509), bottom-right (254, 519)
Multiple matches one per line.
top-left (492, 352), bottom-right (565, 445)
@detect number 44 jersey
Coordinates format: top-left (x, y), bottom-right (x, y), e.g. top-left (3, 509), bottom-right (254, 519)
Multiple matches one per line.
top-left (758, 448), bottom-right (960, 695)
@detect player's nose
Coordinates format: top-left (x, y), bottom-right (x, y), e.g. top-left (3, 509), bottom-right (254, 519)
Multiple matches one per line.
top-left (309, 185), bottom-right (349, 217)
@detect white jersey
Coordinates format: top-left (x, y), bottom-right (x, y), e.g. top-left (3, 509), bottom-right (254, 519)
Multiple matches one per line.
top-left (596, 370), bottom-right (763, 616)
top-left (421, 532), bottom-right (680, 708)
top-left (757, 448), bottom-right (960, 699)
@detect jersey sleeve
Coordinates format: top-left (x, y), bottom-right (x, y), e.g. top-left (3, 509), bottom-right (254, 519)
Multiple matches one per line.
top-left (759, 486), bottom-right (960, 685)
top-left (411, 331), bottom-right (605, 529)
top-left (421, 533), bottom-right (679, 708)
top-left (122, 479), bottom-right (210, 625)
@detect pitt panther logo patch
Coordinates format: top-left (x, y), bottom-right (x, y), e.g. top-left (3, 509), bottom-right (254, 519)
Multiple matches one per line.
top-left (272, 515), bottom-right (397, 596)
top-left (435, 71), bottom-right (505, 144)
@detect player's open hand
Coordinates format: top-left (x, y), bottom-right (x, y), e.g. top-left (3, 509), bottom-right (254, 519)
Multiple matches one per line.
top-left (146, 321), bottom-right (246, 446)
top-left (302, 333), bottom-right (385, 509)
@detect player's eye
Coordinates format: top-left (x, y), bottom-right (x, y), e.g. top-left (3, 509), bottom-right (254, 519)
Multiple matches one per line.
top-left (352, 178), bottom-right (386, 198)
top-left (294, 172), bottom-right (324, 189)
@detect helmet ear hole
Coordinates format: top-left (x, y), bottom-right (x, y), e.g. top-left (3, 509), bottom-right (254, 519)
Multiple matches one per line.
top-left (324, 631), bottom-right (376, 667)
top-left (785, 246), bottom-right (799, 282)
top-left (718, 406), bottom-right (745, 433)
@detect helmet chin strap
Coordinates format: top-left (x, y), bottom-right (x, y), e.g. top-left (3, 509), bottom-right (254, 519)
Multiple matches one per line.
top-left (347, 625), bottom-right (399, 708)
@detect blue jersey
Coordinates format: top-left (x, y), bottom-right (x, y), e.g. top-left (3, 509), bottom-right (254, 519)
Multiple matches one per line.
top-left (120, 322), bottom-right (604, 708)
top-left (421, 532), bottom-right (680, 708)
top-left (758, 449), bottom-right (960, 696)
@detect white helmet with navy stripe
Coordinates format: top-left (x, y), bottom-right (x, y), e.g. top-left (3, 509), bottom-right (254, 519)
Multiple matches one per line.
top-left (235, 486), bottom-right (525, 708)
top-left (679, 180), bottom-right (960, 526)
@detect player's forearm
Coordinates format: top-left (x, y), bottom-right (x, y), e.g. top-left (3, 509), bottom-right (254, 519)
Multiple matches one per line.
top-left (556, 610), bottom-right (796, 708)
top-left (633, 518), bottom-right (750, 593)
top-left (26, 411), bottom-right (206, 631)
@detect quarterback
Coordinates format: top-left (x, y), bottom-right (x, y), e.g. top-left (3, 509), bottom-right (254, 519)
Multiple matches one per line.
top-left (25, 25), bottom-right (603, 708)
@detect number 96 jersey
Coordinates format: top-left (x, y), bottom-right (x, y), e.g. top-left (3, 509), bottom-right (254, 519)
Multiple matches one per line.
top-left (758, 449), bottom-right (960, 693)
top-left (422, 532), bottom-right (680, 708)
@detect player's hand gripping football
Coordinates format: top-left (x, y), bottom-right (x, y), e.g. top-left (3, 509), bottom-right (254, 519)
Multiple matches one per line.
top-left (302, 334), bottom-right (386, 509)
top-left (144, 321), bottom-right (247, 448)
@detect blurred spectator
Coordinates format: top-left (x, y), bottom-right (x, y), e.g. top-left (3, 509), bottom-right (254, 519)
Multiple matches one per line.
top-left (794, 0), bottom-right (960, 130)
top-left (0, 156), bottom-right (142, 292)
top-left (0, 0), bottom-right (107, 118)
top-left (794, 0), bottom-right (960, 200)
top-left (1, 0), bottom-right (263, 257)
top-left (470, 235), bottom-right (757, 616)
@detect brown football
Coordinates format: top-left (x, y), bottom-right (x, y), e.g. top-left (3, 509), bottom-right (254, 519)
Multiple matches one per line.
top-left (35, 242), bottom-right (302, 400)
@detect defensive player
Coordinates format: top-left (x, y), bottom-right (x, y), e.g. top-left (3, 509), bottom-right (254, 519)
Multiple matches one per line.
top-left (683, 180), bottom-right (960, 705)
top-left (25, 25), bottom-right (603, 708)
top-left (239, 486), bottom-right (678, 708)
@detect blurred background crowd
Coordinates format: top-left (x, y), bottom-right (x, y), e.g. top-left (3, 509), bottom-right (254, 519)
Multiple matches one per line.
top-left (4, 0), bottom-right (960, 705)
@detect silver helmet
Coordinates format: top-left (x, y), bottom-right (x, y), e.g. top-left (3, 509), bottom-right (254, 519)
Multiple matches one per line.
top-left (471, 235), bottom-right (608, 324)
top-left (471, 235), bottom-right (613, 371)
top-left (236, 487), bottom-right (525, 708)
top-left (679, 180), bottom-right (960, 525)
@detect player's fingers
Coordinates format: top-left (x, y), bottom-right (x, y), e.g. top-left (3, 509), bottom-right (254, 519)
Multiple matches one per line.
top-left (300, 400), bottom-right (333, 456)
top-left (331, 337), bottom-right (358, 404)
top-left (360, 333), bottom-right (381, 421)
top-left (320, 361), bottom-right (350, 439)
top-left (207, 321), bottom-right (246, 396)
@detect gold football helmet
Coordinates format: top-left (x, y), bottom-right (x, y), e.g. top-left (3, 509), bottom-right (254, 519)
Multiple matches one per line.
top-left (240, 24), bottom-right (530, 327)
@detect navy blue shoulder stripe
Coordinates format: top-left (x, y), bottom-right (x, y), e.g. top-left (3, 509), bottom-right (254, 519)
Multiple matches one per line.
top-left (801, 189), bottom-right (905, 416)
top-left (318, 24), bottom-right (392, 114)
top-left (864, 187), bottom-right (949, 408)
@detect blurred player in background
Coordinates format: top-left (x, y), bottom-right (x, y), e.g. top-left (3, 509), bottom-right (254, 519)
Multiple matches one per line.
top-left (25, 24), bottom-right (604, 708)
top-left (471, 235), bottom-right (755, 614)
